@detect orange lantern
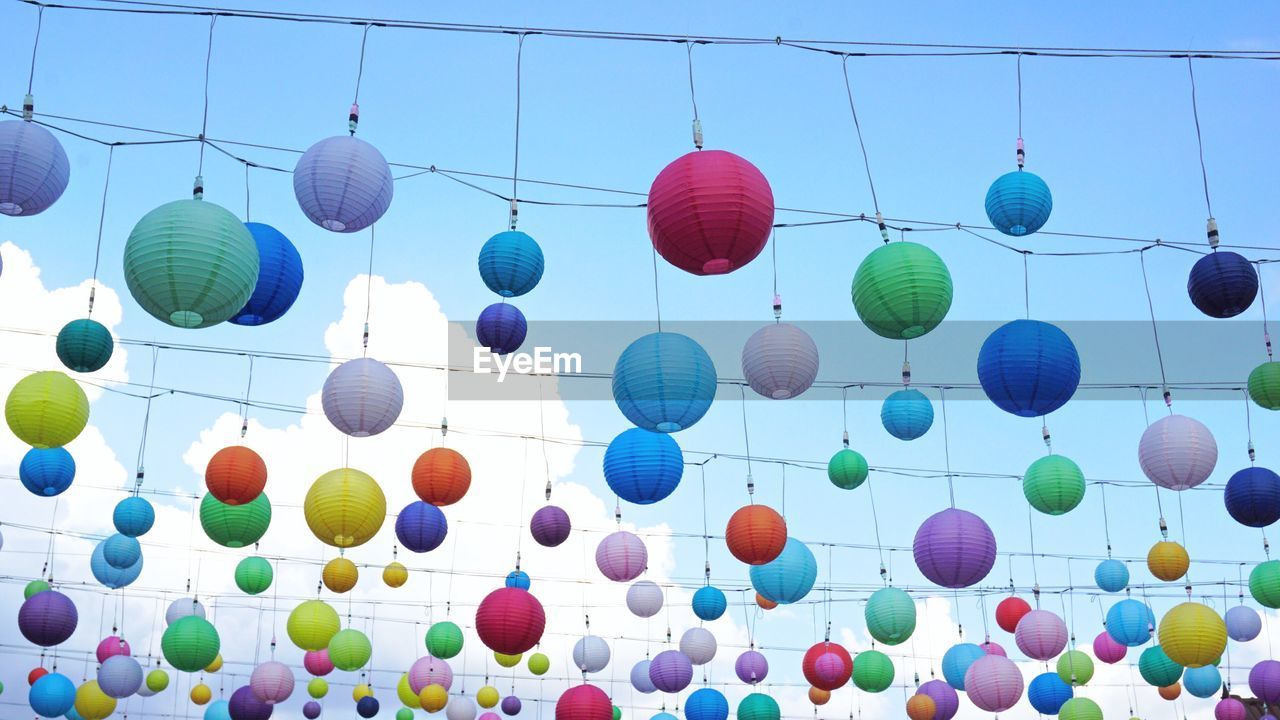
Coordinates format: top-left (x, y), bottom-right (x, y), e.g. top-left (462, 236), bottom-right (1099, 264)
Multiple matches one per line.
top-left (1159, 683), bottom-right (1181, 701)
top-left (725, 504), bottom-right (787, 565)
top-left (755, 593), bottom-right (778, 610)
top-left (322, 557), bottom-right (358, 593)
top-left (808, 687), bottom-right (830, 706)
top-left (205, 446), bottom-right (267, 506)
top-left (412, 448), bottom-right (471, 506)
top-left (907, 693), bottom-right (937, 720)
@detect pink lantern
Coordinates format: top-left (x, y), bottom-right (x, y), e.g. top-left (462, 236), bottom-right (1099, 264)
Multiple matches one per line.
top-left (96, 636), bottom-right (131, 664)
top-left (304, 649), bottom-right (334, 676)
top-left (409, 655), bottom-right (454, 694)
top-left (595, 531), bottom-right (647, 582)
top-left (964, 655), bottom-right (1024, 713)
top-left (978, 640), bottom-right (1006, 657)
top-left (1093, 631), bottom-right (1127, 664)
top-left (1015, 609), bottom-right (1067, 661)
top-left (250, 660), bottom-right (295, 705)
top-left (813, 652), bottom-right (848, 687)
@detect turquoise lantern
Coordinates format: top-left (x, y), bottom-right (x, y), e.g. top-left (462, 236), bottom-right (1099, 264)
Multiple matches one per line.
top-left (748, 537), bottom-right (817, 605)
top-left (692, 585), bottom-right (727, 621)
top-left (56, 319), bottom-right (113, 373)
top-left (612, 332), bottom-right (717, 433)
top-left (985, 170), bottom-right (1052, 236)
top-left (479, 230), bottom-right (544, 297)
top-left (941, 643), bottom-right (985, 690)
top-left (113, 496), bottom-right (155, 538)
top-left (881, 388), bottom-right (933, 440)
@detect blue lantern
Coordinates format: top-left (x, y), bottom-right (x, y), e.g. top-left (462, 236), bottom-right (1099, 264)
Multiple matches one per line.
top-left (91, 540), bottom-right (142, 589)
top-left (603, 428), bottom-right (684, 504)
top-left (29, 671), bottom-right (77, 717)
top-left (692, 585), bottom-right (727, 621)
top-left (685, 688), bottom-right (729, 720)
top-left (612, 332), bottom-right (717, 433)
top-left (19, 446), bottom-right (75, 497)
top-left (357, 695), bottom-right (380, 718)
top-left (1094, 559), bottom-right (1129, 593)
top-left (395, 501), bottom-right (448, 553)
top-left (880, 388), bottom-right (933, 440)
top-left (477, 302), bottom-right (527, 356)
top-left (230, 222), bottom-right (304, 326)
top-left (977, 319), bottom-right (1080, 417)
top-left (985, 170), bottom-right (1052, 236)
top-left (479, 230), bottom-right (544, 298)
top-left (113, 496), bottom-right (156, 537)
top-left (748, 537), bottom-right (816, 605)
top-left (1225, 466), bottom-right (1280, 528)
top-left (1183, 664), bottom-right (1221, 699)
top-left (505, 570), bottom-right (531, 590)
top-left (103, 533), bottom-right (142, 570)
top-left (1187, 251), bottom-right (1258, 319)
top-left (56, 318), bottom-right (114, 373)
top-left (1105, 598), bottom-right (1154, 647)
top-left (1028, 672), bottom-right (1073, 715)
top-left (204, 700), bottom-right (232, 720)
top-left (941, 643), bottom-right (985, 690)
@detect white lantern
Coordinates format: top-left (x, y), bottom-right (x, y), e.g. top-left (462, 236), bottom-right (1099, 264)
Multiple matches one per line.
top-left (0, 120), bottom-right (70, 217)
top-left (165, 597), bottom-right (205, 625)
top-left (1139, 414), bottom-right (1218, 491)
top-left (572, 635), bottom-right (611, 673)
top-left (322, 357), bottom-right (404, 437)
top-left (97, 655), bottom-right (143, 698)
top-left (626, 580), bottom-right (664, 618)
top-left (294, 135), bottom-right (394, 233)
top-left (447, 698), bottom-right (478, 720)
top-left (741, 322), bottom-right (819, 399)
top-left (595, 531), bottom-right (647, 582)
top-left (679, 627), bottom-right (717, 665)
top-left (630, 659), bottom-right (656, 694)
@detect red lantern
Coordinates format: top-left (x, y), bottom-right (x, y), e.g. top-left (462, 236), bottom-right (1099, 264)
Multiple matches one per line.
top-left (647, 150), bottom-right (774, 276)
top-left (205, 446), bottom-right (267, 505)
top-left (995, 595), bottom-right (1031, 634)
top-left (475, 587), bottom-right (545, 655)
top-left (802, 642), bottom-right (852, 691)
top-left (412, 447), bottom-right (472, 506)
top-left (555, 684), bottom-right (612, 720)
top-left (28, 666), bottom-right (48, 685)
top-left (725, 504), bottom-right (787, 566)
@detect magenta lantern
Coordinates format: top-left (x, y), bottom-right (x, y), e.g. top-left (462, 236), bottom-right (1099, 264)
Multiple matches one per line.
top-left (1093, 631), bottom-right (1127, 664)
top-left (304, 649), bottom-right (333, 676)
top-left (96, 636), bottom-right (131, 663)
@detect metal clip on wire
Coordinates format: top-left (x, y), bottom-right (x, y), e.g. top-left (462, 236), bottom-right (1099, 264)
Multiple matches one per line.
top-left (876, 211), bottom-right (890, 244)
top-left (1042, 424), bottom-right (1052, 451)
top-left (1250, 441), bottom-right (1257, 463)
top-left (746, 473), bottom-right (755, 496)
top-left (901, 361), bottom-right (912, 386)
top-left (692, 118), bottom-right (703, 150)
top-left (544, 480), bottom-right (552, 501)
top-left (23, 93), bottom-right (34, 121)
top-left (1158, 516), bottom-right (1169, 539)
top-left (349, 103), bottom-right (360, 135)
top-left (441, 416), bottom-right (448, 436)
top-left (193, 175), bottom-right (204, 200)
top-left (509, 199), bottom-right (519, 230)
top-left (1206, 217), bottom-right (1219, 249)
top-left (1016, 137), bottom-right (1025, 168)
top-left (772, 294), bottom-right (782, 320)
top-left (842, 430), bottom-right (850, 449)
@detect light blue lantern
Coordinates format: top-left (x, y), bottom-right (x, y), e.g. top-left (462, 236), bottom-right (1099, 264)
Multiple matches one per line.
top-left (230, 222), bottom-right (304, 326)
top-left (103, 533), bottom-right (142, 570)
top-left (1226, 605), bottom-right (1261, 641)
top-left (985, 169), bottom-right (1052, 236)
top-left (613, 332), bottom-right (717, 433)
top-left (652, 714), bottom-right (678, 720)
top-left (941, 643), bottom-right (985, 690)
top-left (1106, 598), bottom-right (1154, 647)
top-left (685, 687), bottom-right (728, 720)
top-left (1028, 672), bottom-right (1073, 715)
top-left (603, 428), bottom-right (684, 504)
top-left (479, 230), bottom-right (544, 298)
top-left (692, 585), bottom-right (727, 621)
top-left (204, 699), bottom-right (232, 720)
top-left (19, 446), bottom-right (75, 497)
top-left (881, 388), bottom-right (933, 440)
top-left (505, 570), bottom-right (531, 590)
top-left (749, 537), bottom-right (816, 605)
top-left (113, 496), bottom-right (155, 538)
top-left (0, 119), bottom-right (70, 217)
top-left (1183, 664), bottom-right (1222, 698)
top-left (91, 540), bottom-right (142, 589)
top-left (977, 319), bottom-right (1080, 417)
top-left (1094, 559), bottom-right (1128, 593)
top-left (29, 671), bottom-right (76, 717)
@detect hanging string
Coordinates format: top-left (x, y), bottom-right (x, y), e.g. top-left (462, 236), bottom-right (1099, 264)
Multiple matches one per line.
top-left (1027, 505), bottom-right (1041, 602)
top-left (352, 24), bottom-right (372, 108)
top-left (1185, 57), bottom-right (1214, 219)
top-left (1245, 389), bottom-right (1256, 465)
top-left (510, 33), bottom-right (527, 227)
top-left (133, 347), bottom-right (160, 496)
top-left (840, 55), bottom-right (883, 222)
top-left (1100, 482), bottom-right (1113, 557)
top-left (196, 15), bottom-right (217, 177)
top-left (244, 162), bottom-right (251, 221)
top-left (1262, 262), bottom-right (1273, 360)
top-left (26, 5), bottom-right (44, 97)
top-left (1022, 251), bottom-right (1031, 318)
top-left (1138, 249), bottom-right (1172, 408)
top-left (650, 246), bottom-right (663, 332)
top-left (1177, 492), bottom-right (1192, 594)
top-left (1016, 52), bottom-right (1023, 141)
top-left (240, 355), bottom-right (255, 438)
top-left (840, 386), bottom-right (850, 446)
top-left (87, 143), bottom-right (115, 317)
top-left (939, 387), bottom-right (955, 507)
top-left (770, 228), bottom-right (779, 306)
top-left (866, 473), bottom-right (887, 583)
top-left (363, 224), bottom-right (376, 355)
top-left (700, 465), bottom-right (710, 582)
top-left (686, 41), bottom-right (702, 149)
top-left (740, 385), bottom-right (755, 497)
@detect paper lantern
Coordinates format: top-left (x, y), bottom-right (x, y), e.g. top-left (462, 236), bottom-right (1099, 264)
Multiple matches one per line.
top-left (1028, 672), bottom-right (1073, 715)
top-left (19, 590), bottom-right (77, 646)
top-left (249, 661), bottom-right (293, 704)
top-left (229, 685), bottom-right (273, 720)
top-left (556, 685), bottom-right (612, 720)
top-left (528, 652), bottom-right (550, 676)
top-left (475, 588), bottom-right (545, 655)
top-left (1148, 540), bottom-right (1190, 581)
top-left (1184, 664), bottom-right (1222, 698)
top-left (865, 586), bottom-right (915, 645)
top-left (826, 448), bottom-right (870, 491)
top-left (630, 659), bottom-right (656, 694)
top-left (205, 653), bottom-right (223, 673)
top-left (941, 643), bottom-right (984, 690)
top-left (881, 388), bottom-right (933, 440)
top-left (190, 682), bottom-right (212, 705)
top-left (56, 318), bottom-right (114, 373)
top-left (985, 170), bottom-right (1052, 236)
top-left (230, 222), bottom-right (303, 325)
top-left (736, 694), bottom-right (780, 720)
top-left (449, 700), bottom-right (478, 720)
top-left (396, 500), bottom-right (448, 553)
top-left (531, 505), bottom-right (571, 547)
top-left (725, 504), bottom-right (786, 565)
top-left (1225, 466), bottom-right (1280, 527)
top-left (74, 681), bottom-right (116, 720)
top-left (383, 561), bottom-right (408, 587)
top-left (19, 446), bottom-right (75, 497)
top-left (232, 556), bottom-right (272, 595)
top-left (1252, 560), bottom-right (1280, 607)
top-left (322, 358), bottom-right (403, 437)
top-left (572, 635), bottom-right (611, 673)
top-left (476, 303), bottom-right (527, 355)
top-left (287, 600), bottom-right (340, 651)
top-left (205, 446), bottom-right (267, 506)
top-left (735, 650), bottom-right (768, 685)
top-left (396, 673), bottom-right (421, 709)
top-left (905, 693), bottom-right (935, 720)
top-left (307, 678), bottom-right (328, 699)
top-left (30, 672), bottom-right (76, 717)
top-left (113, 496), bottom-right (155, 537)
top-left (162, 616), bottom-right (220, 673)
top-left (852, 650), bottom-right (894, 693)
top-left (1016, 609), bottom-right (1068, 660)
top-left (802, 643), bottom-right (851, 691)
top-left (1249, 362), bottom-right (1280, 410)
top-left (1139, 414), bottom-right (1218, 491)
top-left (322, 556), bottom-right (358, 593)
top-left (750, 536), bottom-right (816, 604)
top-left (90, 541), bottom-right (141, 589)
top-left (1022, 453), bottom-right (1086, 514)
top-left (1060, 697), bottom-right (1102, 720)
top-left (756, 595), bottom-right (776, 610)
top-left (502, 572), bottom-right (528, 591)
top-left (0, 119), bottom-right (69, 216)
top-left (686, 688), bottom-right (728, 720)
top-left (208, 699), bottom-right (233, 720)
top-left (604, 428), bottom-right (683, 505)
top-left (479, 230), bottom-right (544, 297)
top-left (426, 621), bottom-right (464, 659)
top-left (25, 580), bottom-right (50, 599)
top-left (1217, 698), bottom-right (1248, 720)
top-left (979, 640), bottom-right (1006, 656)
top-left (1139, 646), bottom-right (1183, 687)
top-left (357, 696), bottom-right (380, 718)
top-left (305, 467), bottom-right (386, 548)
top-left (680, 627), bottom-right (717, 665)
top-left (852, 241), bottom-right (953, 339)
top-left (1056, 649), bottom-right (1094, 686)
top-left (1093, 631), bottom-right (1126, 664)
top-left (1106, 598), bottom-right (1154, 646)
top-left (200, 492), bottom-right (271, 548)
top-left (964, 655), bottom-right (1023, 713)
top-left (478, 686), bottom-right (500, 708)
top-left (102, 533), bottom-right (140, 569)
top-left (95, 655), bottom-right (142, 698)
top-left (977, 319), bottom-right (1080, 417)
top-left (1159, 601), bottom-right (1226, 668)
top-left (328, 628), bottom-right (372, 670)
top-left (354, 684), bottom-right (373, 700)
top-left (919, 680), bottom-right (959, 720)
top-left (1188, 251), bottom-right (1258, 318)
top-left (412, 447), bottom-right (471, 506)
top-left (613, 332), bottom-right (717, 432)
top-left (741, 322), bottom-right (819, 399)
top-left (1094, 558), bottom-right (1128, 592)
top-left (626, 580), bottom-right (663, 618)
top-left (304, 649), bottom-right (333, 676)
top-left (1251, 660), bottom-right (1280, 704)
top-left (166, 597), bottom-right (205, 625)
top-left (502, 696), bottom-right (522, 716)
top-left (595, 531), bottom-right (647, 582)
top-left (6, 370), bottom-right (89, 448)
top-left (648, 650), bottom-right (692, 693)
top-left (913, 508), bottom-right (996, 588)
top-left (294, 135), bottom-right (393, 232)
top-left (1226, 604), bottom-right (1261, 641)
top-left (408, 656), bottom-right (453, 693)
top-left (95, 636), bottom-right (130, 664)
top-left (995, 596), bottom-right (1031, 633)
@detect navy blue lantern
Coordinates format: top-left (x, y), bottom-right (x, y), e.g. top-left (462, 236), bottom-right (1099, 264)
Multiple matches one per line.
top-left (395, 501), bottom-right (448, 553)
top-left (113, 496), bottom-right (156, 537)
top-left (977, 319), bottom-right (1080, 417)
top-left (357, 695), bottom-right (380, 718)
top-left (692, 585), bottom-right (727, 621)
top-left (1225, 466), bottom-right (1280, 528)
top-left (1188, 251), bottom-right (1258, 319)
top-left (505, 569), bottom-right (531, 590)
top-left (612, 332), bottom-right (717, 433)
top-left (685, 687), bottom-right (729, 720)
top-left (479, 231), bottom-right (544, 298)
top-left (19, 446), bottom-right (75, 497)
top-left (56, 318), bottom-right (114, 373)
top-left (880, 389), bottom-right (933, 441)
top-left (1028, 672), bottom-right (1073, 715)
top-left (603, 428), bottom-right (684, 504)
top-left (985, 170), bottom-right (1052, 236)
top-left (230, 222), bottom-right (304, 326)
top-left (477, 303), bottom-right (527, 356)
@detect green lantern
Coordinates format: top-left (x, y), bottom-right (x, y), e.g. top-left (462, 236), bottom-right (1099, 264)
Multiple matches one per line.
top-left (161, 616), bottom-right (220, 672)
top-left (865, 586), bottom-right (915, 646)
top-left (145, 669), bottom-right (169, 692)
top-left (122, 199), bottom-right (259, 328)
top-left (1022, 454), bottom-right (1086, 515)
top-left (1057, 649), bottom-right (1094, 685)
top-left (397, 709), bottom-right (415, 720)
top-left (612, 706), bottom-right (622, 720)
top-left (5, 370), bottom-right (89, 448)
top-left (288, 600), bottom-right (340, 651)
top-left (1249, 362), bottom-right (1280, 410)
top-left (737, 694), bottom-right (780, 720)
top-left (1138, 645), bottom-right (1183, 687)
top-left (56, 319), bottom-right (114, 373)
top-left (234, 556), bottom-right (273, 595)
top-left (1060, 697), bottom-right (1103, 720)
top-left (308, 677), bottom-right (329, 699)
top-left (527, 652), bottom-right (550, 675)
top-left (828, 448), bottom-right (869, 490)
top-left (1251, 560), bottom-right (1280, 608)
top-left (24, 579), bottom-right (51, 599)
top-left (425, 621), bottom-right (464, 659)
top-left (852, 649), bottom-right (895, 693)
top-left (200, 493), bottom-right (271, 548)
top-left (851, 241), bottom-right (953, 340)
top-left (328, 628), bottom-right (372, 671)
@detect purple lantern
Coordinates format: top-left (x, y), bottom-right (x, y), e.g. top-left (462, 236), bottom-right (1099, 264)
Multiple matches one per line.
top-left (919, 680), bottom-right (959, 720)
top-left (19, 590), bottom-right (78, 647)
top-left (229, 684), bottom-right (274, 720)
top-left (531, 505), bottom-right (571, 547)
top-left (1217, 698), bottom-right (1247, 720)
top-left (502, 695), bottom-right (522, 715)
top-left (1250, 660), bottom-right (1280, 704)
top-left (303, 701), bottom-right (323, 719)
top-left (648, 649), bottom-right (693, 693)
top-left (913, 508), bottom-right (997, 588)
top-left (735, 650), bottom-right (769, 685)
top-left (409, 655), bottom-right (454, 694)
top-left (595, 531), bottom-right (647, 582)
top-left (477, 303), bottom-right (528, 356)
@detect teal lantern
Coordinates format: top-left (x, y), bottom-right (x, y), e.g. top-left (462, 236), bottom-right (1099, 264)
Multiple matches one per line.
top-left (1138, 645), bottom-right (1183, 687)
top-left (865, 587), bottom-right (916, 645)
top-left (851, 241), bottom-right (953, 340)
top-left (1022, 454), bottom-right (1086, 515)
top-left (985, 170), bottom-right (1052, 236)
top-left (123, 199), bottom-right (259, 328)
top-left (736, 694), bottom-right (779, 720)
top-left (56, 319), bottom-right (113, 373)
top-left (827, 448), bottom-right (868, 490)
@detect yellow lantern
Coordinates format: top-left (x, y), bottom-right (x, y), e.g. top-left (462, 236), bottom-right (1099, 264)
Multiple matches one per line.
top-left (494, 652), bottom-right (522, 668)
top-left (190, 682), bottom-right (212, 705)
top-left (477, 685), bottom-right (500, 708)
top-left (420, 683), bottom-right (448, 713)
top-left (308, 677), bottom-right (329, 699)
top-left (907, 693), bottom-right (936, 720)
top-left (287, 599), bottom-right (341, 651)
top-left (353, 683), bottom-right (374, 701)
top-left (397, 673), bottom-right (422, 709)
top-left (384, 561), bottom-right (408, 588)
top-left (74, 681), bottom-right (117, 720)
top-left (1159, 601), bottom-right (1227, 668)
top-left (204, 653), bottom-right (223, 673)
top-left (1148, 541), bottom-right (1189, 582)
top-left (304, 468), bottom-right (387, 548)
top-left (5, 370), bottom-right (90, 448)
top-left (323, 556), bottom-right (359, 593)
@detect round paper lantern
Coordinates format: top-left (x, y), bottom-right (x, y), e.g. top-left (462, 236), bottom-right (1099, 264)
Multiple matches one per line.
top-left (1184, 664), bottom-right (1222, 698)
top-left (476, 303), bottom-right (527, 355)
top-left (612, 332), bottom-right (717, 433)
top-left (985, 170), bottom-right (1052, 236)
top-left (977, 319), bottom-right (1080, 417)
top-left (881, 388), bottom-right (933, 440)
top-left (304, 649), bottom-right (333, 676)
top-left (353, 684), bottom-right (372, 700)
top-left (865, 586), bottom-right (915, 645)
top-left (229, 684), bottom-right (273, 720)
top-left (913, 508), bottom-right (996, 588)
top-left (96, 636), bottom-right (130, 664)
top-left (1159, 601), bottom-right (1227, 668)
top-left (736, 694), bottom-right (780, 720)
top-left (412, 447), bottom-right (471, 506)
top-left (357, 696), bottom-right (380, 718)
top-left (287, 600), bottom-right (340, 651)
top-left (478, 686), bottom-right (500, 708)
top-left (648, 650), bottom-right (692, 693)
top-left (852, 649), bottom-right (894, 692)
top-left (19, 446), bottom-right (75, 497)
top-left (479, 230), bottom-right (543, 297)
top-left (595, 531), bottom-right (647, 582)
top-left (25, 580), bottom-right (50, 599)
top-left (827, 448), bottom-right (869, 490)
top-left (680, 627), bottom-right (717, 665)
top-left (1252, 660), bottom-right (1280, 704)
top-left (941, 643), bottom-right (984, 690)
top-left (30, 672), bottom-right (76, 717)
top-left (190, 682), bottom-right (212, 705)
top-left (919, 680), bottom-right (959, 720)
top-left (1139, 414), bottom-right (1218, 491)
top-left (757, 594), bottom-right (776, 609)
top-left (492, 653), bottom-right (519, 669)
top-left (1056, 649), bottom-right (1094, 686)
top-left (321, 358), bottom-right (403, 437)
top-left (1139, 646), bottom-right (1183, 687)
top-left (502, 696), bottom-right (522, 716)
top-left (19, 590), bottom-right (77, 646)
top-left (162, 616), bottom-right (219, 672)
top-left (647, 150), bottom-right (773, 275)
top-left (408, 656), bottom-right (453, 693)
top-left (449, 700), bottom-right (478, 720)
top-left (626, 580), bottom-right (663, 618)
top-left (631, 659), bottom-right (656, 694)
top-left (1188, 251), bottom-right (1258, 318)
top-left (979, 640), bottom-right (1006, 656)
top-left (235, 556), bottom-right (273, 595)
top-left (1249, 361), bottom-right (1280, 410)
top-left (103, 533), bottom-right (141, 569)
top-left (1028, 672), bottom-right (1073, 715)
top-left (307, 678), bottom-right (328, 699)
top-left (0, 119), bottom-right (69, 216)
top-left (1023, 453), bottom-right (1086, 514)
top-left (528, 652), bottom-right (550, 675)
top-left (741, 322), bottom-right (819, 399)
top-left (328, 628), bottom-right (372, 670)
top-left (200, 492), bottom-right (271, 548)
top-left (250, 661), bottom-right (294, 704)
top-left (964, 654), bottom-right (1023, 713)
top-left (96, 655), bottom-right (142, 698)
top-left (383, 561), bottom-right (408, 587)
top-left (305, 468), bottom-right (386, 548)
top-left (1218, 698), bottom-right (1248, 720)
top-left (905, 693), bottom-right (935, 720)
top-left (1252, 560), bottom-right (1280, 607)
top-left (396, 501), bottom-right (448, 553)
top-left (300, 702), bottom-right (320, 720)
top-left (407, 676), bottom-right (434, 709)
top-left (1016, 609), bottom-right (1068, 661)
top-left (207, 699), bottom-right (233, 720)
top-left (725, 504), bottom-right (787, 565)
top-left (749, 536), bottom-right (817, 604)
top-left (145, 669), bottom-right (169, 693)
top-left (996, 596), bottom-right (1031, 633)
top-left (113, 496), bottom-right (155, 537)
top-left (1060, 697), bottom-right (1102, 720)
top-left (1160, 682), bottom-right (1183, 701)
top-left (322, 556), bottom-right (358, 593)
top-left (294, 135), bottom-right (393, 233)
top-left (205, 653), bottom-right (224, 673)
top-left (686, 688), bottom-right (728, 720)
top-left (556, 684), bottom-right (612, 720)
top-left (802, 643), bottom-right (851, 691)
top-left (530, 505), bottom-right (571, 547)
top-left (475, 588), bottom-right (545, 655)
top-left (56, 319), bottom-right (114, 373)
top-left (1148, 540), bottom-right (1190, 582)
top-left (6, 370), bottom-right (89, 448)
top-left (1094, 558), bottom-right (1129, 592)
top-left (91, 541), bottom-right (141, 589)
top-left (230, 222), bottom-right (303, 325)
top-left (852, 241), bottom-right (953, 339)
top-left (691, 585), bottom-right (726, 621)
top-left (74, 681), bottom-right (116, 720)
top-left (1093, 630), bottom-right (1127, 663)
top-left (604, 428), bottom-right (683, 505)
top-left (205, 446), bottom-right (267, 506)
top-left (573, 635), bottom-right (611, 673)
top-left (1226, 466), bottom-right (1280, 527)
top-left (1226, 604), bottom-right (1262, 641)
top-left (166, 597), bottom-right (205, 625)
top-left (1106, 598), bottom-right (1155, 646)
top-left (735, 650), bottom-right (768, 684)
top-left (426, 621), bottom-right (464, 659)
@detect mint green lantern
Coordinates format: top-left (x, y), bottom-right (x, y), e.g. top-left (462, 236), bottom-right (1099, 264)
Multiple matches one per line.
top-left (865, 587), bottom-right (916, 646)
top-left (828, 448), bottom-right (868, 490)
top-left (737, 694), bottom-right (779, 720)
top-left (123, 199), bottom-right (258, 328)
top-left (1249, 362), bottom-right (1280, 410)
top-left (1022, 454), bottom-right (1086, 515)
top-left (852, 649), bottom-right (895, 692)
top-left (851, 241), bottom-right (953, 340)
